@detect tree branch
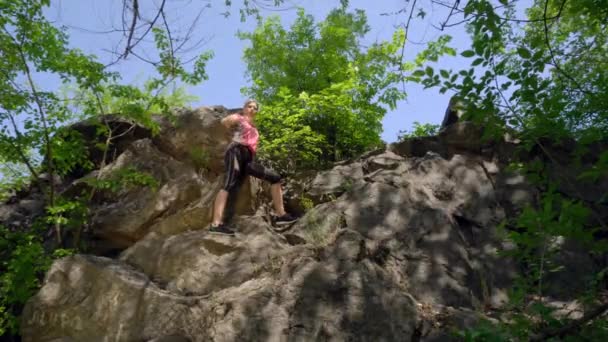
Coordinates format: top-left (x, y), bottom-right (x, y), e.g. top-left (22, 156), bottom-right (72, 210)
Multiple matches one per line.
top-left (399, 0), bottom-right (418, 70)
top-left (2, 26), bottom-right (62, 244)
top-left (542, 0), bottom-right (593, 97)
top-left (3, 27), bottom-right (56, 200)
top-left (431, 0), bottom-right (568, 27)
top-left (123, 0), bottom-right (139, 59)
top-left (3, 112), bottom-right (40, 181)
top-left (439, 0), bottom-right (460, 30)
top-left (490, 56), bottom-right (607, 231)
top-left (161, 6), bottom-right (176, 75)
top-left (129, 0), bottom-right (166, 53)
top-left (530, 301), bottom-right (608, 341)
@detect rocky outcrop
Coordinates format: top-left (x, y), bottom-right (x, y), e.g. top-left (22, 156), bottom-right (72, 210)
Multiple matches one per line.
top-left (84, 139), bottom-right (203, 246)
top-left (0, 192), bottom-right (45, 230)
top-left (60, 107), bottom-right (261, 249)
top-left (14, 104), bottom-right (608, 341)
top-left (22, 224), bottom-right (419, 341)
top-left (440, 95), bottom-right (466, 130)
top-left (152, 106), bottom-right (234, 174)
top-left (287, 151), bottom-right (521, 310)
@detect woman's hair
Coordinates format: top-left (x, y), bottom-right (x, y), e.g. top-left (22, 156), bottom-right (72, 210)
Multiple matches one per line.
top-left (243, 99), bottom-right (259, 111)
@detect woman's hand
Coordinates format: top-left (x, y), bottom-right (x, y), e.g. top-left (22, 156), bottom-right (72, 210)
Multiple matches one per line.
top-left (221, 114), bottom-right (241, 128)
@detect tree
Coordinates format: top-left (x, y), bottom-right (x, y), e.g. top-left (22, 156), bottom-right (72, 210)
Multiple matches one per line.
top-left (238, 7), bottom-right (404, 171)
top-left (397, 121), bottom-right (440, 140)
top-left (0, 0), bottom-right (109, 239)
top-left (405, 0), bottom-right (608, 339)
top-left (0, 1), bottom-right (212, 335)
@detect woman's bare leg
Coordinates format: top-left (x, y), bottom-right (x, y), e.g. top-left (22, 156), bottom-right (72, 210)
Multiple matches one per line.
top-left (212, 189), bottom-right (229, 225)
top-left (270, 183), bottom-right (286, 216)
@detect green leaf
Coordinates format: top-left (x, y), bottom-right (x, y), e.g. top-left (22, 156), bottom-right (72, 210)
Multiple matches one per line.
top-left (472, 58), bottom-right (484, 66)
top-left (516, 47), bottom-right (531, 59)
top-left (461, 50), bottom-right (475, 58)
top-left (412, 70), bottom-right (425, 77)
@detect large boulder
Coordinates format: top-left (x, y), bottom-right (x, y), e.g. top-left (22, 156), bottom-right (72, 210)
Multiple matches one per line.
top-left (84, 139), bottom-right (204, 246)
top-left (20, 254), bottom-right (276, 342)
top-left (22, 218), bottom-right (420, 342)
top-left (153, 106), bottom-right (233, 175)
top-left (282, 151), bottom-right (522, 310)
top-left (119, 216), bottom-right (287, 295)
top-left (85, 135), bottom-right (262, 247)
top-left (306, 162), bottom-right (364, 204)
top-left (136, 176), bottom-right (263, 239)
top-left (440, 95), bottom-right (466, 129)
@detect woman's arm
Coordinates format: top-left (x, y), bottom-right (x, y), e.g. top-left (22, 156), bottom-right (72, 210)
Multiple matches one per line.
top-left (221, 114), bottom-right (241, 128)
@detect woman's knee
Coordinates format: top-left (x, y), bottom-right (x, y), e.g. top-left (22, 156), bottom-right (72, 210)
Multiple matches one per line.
top-left (222, 172), bottom-right (244, 192)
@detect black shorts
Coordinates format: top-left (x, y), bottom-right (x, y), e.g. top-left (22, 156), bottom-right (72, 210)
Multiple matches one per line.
top-left (222, 143), bottom-right (281, 191)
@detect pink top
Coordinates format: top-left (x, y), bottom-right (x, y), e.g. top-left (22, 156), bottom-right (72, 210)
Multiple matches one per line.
top-left (232, 115), bottom-right (259, 153)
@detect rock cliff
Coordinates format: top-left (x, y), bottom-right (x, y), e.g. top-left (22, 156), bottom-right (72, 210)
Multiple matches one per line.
top-left (3, 104), bottom-right (605, 341)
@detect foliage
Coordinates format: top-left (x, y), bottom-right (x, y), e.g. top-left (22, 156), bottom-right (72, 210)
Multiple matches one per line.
top-left (189, 146), bottom-right (211, 174)
top-left (0, 0), bottom-right (211, 337)
top-left (83, 167), bottom-right (159, 195)
top-left (50, 129), bottom-right (95, 177)
top-left (0, 157), bottom-right (30, 201)
top-left (300, 196), bottom-right (314, 212)
top-left (239, 7), bottom-right (404, 171)
top-left (403, 0), bottom-right (608, 339)
top-left (0, 0), bottom-right (109, 206)
top-left (397, 121), bottom-right (440, 140)
top-left (69, 80), bottom-right (200, 135)
top-left (0, 0), bottom-right (211, 237)
top-left (457, 187), bottom-right (608, 341)
top-left (45, 198), bottom-right (88, 234)
top-left (0, 224), bottom-right (62, 335)
top-left (0, 0), bottom-right (211, 188)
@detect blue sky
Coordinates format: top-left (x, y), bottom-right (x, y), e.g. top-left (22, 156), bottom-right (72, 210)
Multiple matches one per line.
top-left (44, 0), bottom-right (479, 142)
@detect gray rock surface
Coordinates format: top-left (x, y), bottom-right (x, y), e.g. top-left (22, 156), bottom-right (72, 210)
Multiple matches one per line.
top-left (16, 104), bottom-right (607, 342)
top-left (86, 139), bottom-right (203, 246)
top-left (153, 106), bottom-right (233, 174)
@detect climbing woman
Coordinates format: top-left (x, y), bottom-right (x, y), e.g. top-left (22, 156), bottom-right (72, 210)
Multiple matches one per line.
top-left (209, 99), bottom-right (296, 235)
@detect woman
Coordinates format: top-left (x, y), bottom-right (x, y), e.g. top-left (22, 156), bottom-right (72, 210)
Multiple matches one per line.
top-left (209, 99), bottom-right (296, 235)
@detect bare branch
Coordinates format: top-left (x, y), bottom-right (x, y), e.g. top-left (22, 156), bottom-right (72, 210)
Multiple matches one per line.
top-left (173, 7), bottom-right (208, 54)
top-left (161, 6), bottom-right (175, 75)
top-left (123, 0), bottom-right (139, 59)
top-left (398, 0), bottom-right (418, 69)
top-left (438, 0), bottom-right (460, 31)
top-left (64, 25), bottom-right (128, 35)
top-left (129, 50), bottom-right (160, 66)
top-left (129, 0), bottom-right (166, 53)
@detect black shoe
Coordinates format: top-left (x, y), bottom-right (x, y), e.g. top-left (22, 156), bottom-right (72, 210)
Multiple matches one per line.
top-left (208, 223), bottom-right (235, 236)
top-left (274, 213), bottom-right (298, 226)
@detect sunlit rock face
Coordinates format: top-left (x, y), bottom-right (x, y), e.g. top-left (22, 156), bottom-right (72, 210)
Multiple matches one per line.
top-left (17, 104), bottom-right (607, 341)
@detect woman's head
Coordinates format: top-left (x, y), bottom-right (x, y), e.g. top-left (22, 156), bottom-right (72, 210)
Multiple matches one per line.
top-left (242, 99), bottom-right (259, 117)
